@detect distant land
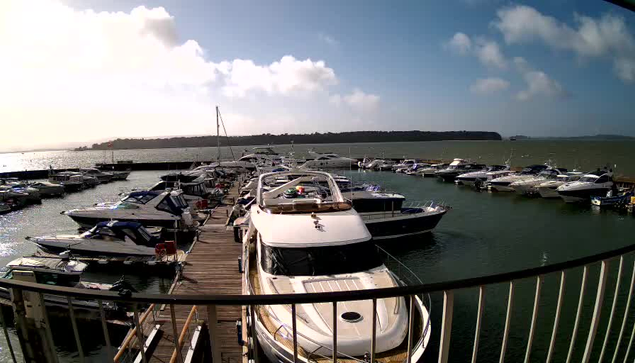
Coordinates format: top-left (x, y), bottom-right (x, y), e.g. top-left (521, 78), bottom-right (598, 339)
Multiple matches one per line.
top-left (76, 130), bottom-right (503, 151)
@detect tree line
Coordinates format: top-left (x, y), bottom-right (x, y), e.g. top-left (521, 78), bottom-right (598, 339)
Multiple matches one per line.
top-left (79, 130), bottom-right (502, 150)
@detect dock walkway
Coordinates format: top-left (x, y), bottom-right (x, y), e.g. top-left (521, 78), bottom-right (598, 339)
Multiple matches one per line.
top-left (122, 188), bottom-right (244, 363)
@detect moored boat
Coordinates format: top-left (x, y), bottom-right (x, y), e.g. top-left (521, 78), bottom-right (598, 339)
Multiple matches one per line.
top-left (557, 169), bottom-right (614, 203)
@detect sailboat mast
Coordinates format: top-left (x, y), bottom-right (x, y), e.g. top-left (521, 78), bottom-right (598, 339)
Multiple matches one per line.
top-left (216, 106), bottom-right (220, 162)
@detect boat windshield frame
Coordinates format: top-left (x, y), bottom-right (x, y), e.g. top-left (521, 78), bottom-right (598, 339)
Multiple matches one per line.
top-left (260, 240), bottom-right (383, 276)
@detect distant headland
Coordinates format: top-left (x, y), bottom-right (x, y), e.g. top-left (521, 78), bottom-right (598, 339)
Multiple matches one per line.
top-left (75, 130), bottom-right (502, 151)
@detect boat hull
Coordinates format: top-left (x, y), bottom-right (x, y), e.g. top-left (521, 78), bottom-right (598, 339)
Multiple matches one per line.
top-left (67, 214), bottom-right (180, 229)
top-left (558, 188), bottom-right (610, 203)
top-left (538, 186), bottom-right (560, 198)
top-left (362, 208), bottom-right (447, 240)
top-left (36, 242), bottom-right (156, 258)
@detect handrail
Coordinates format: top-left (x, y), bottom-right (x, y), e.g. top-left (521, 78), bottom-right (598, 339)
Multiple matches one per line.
top-left (169, 305), bottom-right (198, 363)
top-left (113, 303), bottom-right (156, 362)
top-left (3, 242), bottom-right (635, 305)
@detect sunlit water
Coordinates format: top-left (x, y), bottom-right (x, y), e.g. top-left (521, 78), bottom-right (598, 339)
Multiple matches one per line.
top-left (0, 153), bottom-right (634, 361)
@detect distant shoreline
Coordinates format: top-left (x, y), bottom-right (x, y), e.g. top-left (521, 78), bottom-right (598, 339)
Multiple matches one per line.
top-left (77, 130), bottom-right (502, 151)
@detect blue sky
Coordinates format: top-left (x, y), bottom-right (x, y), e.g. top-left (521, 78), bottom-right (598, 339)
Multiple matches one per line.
top-left (1, 0), bottom-right (634, 150)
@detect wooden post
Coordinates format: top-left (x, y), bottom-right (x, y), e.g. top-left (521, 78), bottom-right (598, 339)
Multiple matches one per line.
top-left (11, 289), bottom-right (57, 362)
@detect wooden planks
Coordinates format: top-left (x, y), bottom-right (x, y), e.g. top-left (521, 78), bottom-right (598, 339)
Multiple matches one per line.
top-left (135, 185), bottom-right (244, 363)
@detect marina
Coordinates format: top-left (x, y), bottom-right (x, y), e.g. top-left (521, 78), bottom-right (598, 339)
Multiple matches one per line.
top-left (1, 147), bottom-right (635, 362)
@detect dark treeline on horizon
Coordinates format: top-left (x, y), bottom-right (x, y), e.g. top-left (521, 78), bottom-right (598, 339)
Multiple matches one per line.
top-left (79, 130), bottom-right (502, 151)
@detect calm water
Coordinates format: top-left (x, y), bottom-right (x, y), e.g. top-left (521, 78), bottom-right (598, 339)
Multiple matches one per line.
top-left (2, 139), bottom-right (635, 177)
top-left (0, 143), bottom-right (634, 361)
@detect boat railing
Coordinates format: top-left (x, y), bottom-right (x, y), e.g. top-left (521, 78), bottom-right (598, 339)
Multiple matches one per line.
top-left (359, 200), bottom-right (448, 221)
top-left (2, 242), bottom-right (635, 362)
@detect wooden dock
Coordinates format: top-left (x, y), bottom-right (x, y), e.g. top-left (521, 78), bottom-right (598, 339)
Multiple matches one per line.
top-left (119, 188), bottom-right (245, 363)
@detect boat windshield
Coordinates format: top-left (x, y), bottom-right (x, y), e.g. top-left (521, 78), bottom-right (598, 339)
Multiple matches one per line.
top-left (579, 176), bottom-right (598, 182)
top-left (261, 241), bottom-right (382, 276)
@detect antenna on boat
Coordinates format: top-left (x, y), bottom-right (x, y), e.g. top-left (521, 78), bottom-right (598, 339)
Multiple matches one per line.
top-left (216, 106), bottom-right (221, 163)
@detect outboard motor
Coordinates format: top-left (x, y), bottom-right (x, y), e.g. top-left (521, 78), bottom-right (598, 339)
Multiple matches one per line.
top-left (110, 276), bottom-right (137, 293)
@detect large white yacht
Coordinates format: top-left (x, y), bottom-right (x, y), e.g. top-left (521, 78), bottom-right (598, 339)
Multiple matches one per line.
top-left (510, 168), bottom-right (567, 196)
top-left (456, 165), bottom-right (511, 187)
top-left (300, 151), bottom-right (358, 169)
top-left (488, 164), bottom-right (549, 192)
top-left (557, 169), bottom-right (614, 203)
top-left (243, 170), bottom-right (430, 363)
top-left (63, 190), bottom-right (194, 229)
top-left (537, 172), bottom-right (584, 198)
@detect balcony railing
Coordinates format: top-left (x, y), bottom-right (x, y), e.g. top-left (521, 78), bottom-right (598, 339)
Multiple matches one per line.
top-left (1, 242), bottom-right (635, 363)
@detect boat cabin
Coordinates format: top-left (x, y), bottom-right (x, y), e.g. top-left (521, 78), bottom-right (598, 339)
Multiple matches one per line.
top-left (1, 257), bottom-right (86, 287)
top-left (119, 190), bottom-right (189, 215)
top-left (81, 221), bottom-right (160, 247)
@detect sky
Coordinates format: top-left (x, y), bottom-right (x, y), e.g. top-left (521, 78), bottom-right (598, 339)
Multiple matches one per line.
top-left (1, 0), bottom-right (634, 151)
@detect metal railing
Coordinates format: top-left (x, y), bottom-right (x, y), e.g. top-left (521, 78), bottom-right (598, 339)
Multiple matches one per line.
top-left (1, 242), bottom-right (635, 362)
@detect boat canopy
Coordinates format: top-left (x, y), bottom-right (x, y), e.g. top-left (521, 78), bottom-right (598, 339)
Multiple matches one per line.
top-left (84, 221), bottom-right (158, 246)
top-left (6, 257), bottom-right (86, 275)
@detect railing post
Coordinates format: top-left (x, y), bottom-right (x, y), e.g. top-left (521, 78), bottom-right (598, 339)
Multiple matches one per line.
top-left (371, 298), bottom-right (377, 363)
top-left (332, 302), bottom-right (337, 363)
top-left (207, 305), bottom-right (221, 363)
top-left (471, 286), bottom-right (484, 363)
top-left (67, 297), bottom-right (85, 363)
top-left (524, 275), bottom-right (543, 363)
top-left (546, 271), bottom-right (566, 363)
top-left (170, 304), bottom-right (183, 363)
top-left (133, 304), bottom-right (147, 363)
top-left (567, 265), bottom-right (589, 363)
top-left (250, 305), bottom-right (259, 363)
top-left (438, 291), bottom-right (454, 363)
top-left (599, 256), bottom-right (624, 363)
top-left (499, 281), bottom-right (514, 363)
top-left (0, 298), bottom-right (17, 363)
top-left (98, 299), bottom-right (114, 362)
top-left (581, 260), bottom-right (609, 363)
top-left (292, 304), bottom-right (298, 363)
top-left (406, 295), bottom-right (415, 363)
top-left (612, 258), bottom-right (635, 363)
top-left (37, 293), bottom-right (58, 363)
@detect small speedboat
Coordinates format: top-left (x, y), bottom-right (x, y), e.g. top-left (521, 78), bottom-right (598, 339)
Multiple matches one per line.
top-left (591, 190), bottom-right (634, 207)
top-left (49, 171), bottom-right (85, 192)
top-left (393, 159), bottom-right (417, 173)
top-left (300, 151), bottom-right (358, 169)
top-left (27, 221), bottom-right (168, 257)
top-left (557, 169), bottom-right (614, 203)
top-left (419, 163), bottom-right (448, 177)
top-left (0, 256), bottom-right (134, 318)
top-left (80, 168), bottom-right (114, 184)
top-left (27, 181), bottom-right (65, 197)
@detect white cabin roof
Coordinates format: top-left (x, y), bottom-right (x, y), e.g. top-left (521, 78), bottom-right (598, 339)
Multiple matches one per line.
top-left (250, 207), bottom-right (371, 247)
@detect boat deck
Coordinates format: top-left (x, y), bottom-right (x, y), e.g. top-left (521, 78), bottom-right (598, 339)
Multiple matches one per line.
top-left (120, 189), bottom-right (244, 363)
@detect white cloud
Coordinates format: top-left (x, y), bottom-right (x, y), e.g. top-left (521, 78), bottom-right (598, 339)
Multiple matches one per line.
top-left (318, 32), bottom-right (339, 46)
top-left (470, 78), bottom-right (510, 94)
top-left (446, 32), bottom-right (472, 55)
top-left (474, 38), bottom-right (507, 69)
top-left (445, 33), bottom-right (506, 69)
top-left (493, 5), bottom-right (635, 82)
top-left (330, 89), bottom-right (380, 112)
top-left (512, 58), bottom-right (565, 101)
top-left (219, 56), bottom-right (338, 98)
top-left (0, 0), bottom-right (357, 150)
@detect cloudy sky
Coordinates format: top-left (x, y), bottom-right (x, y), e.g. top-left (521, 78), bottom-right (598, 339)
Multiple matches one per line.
top-left (0, 0), bottom-right (634, 151)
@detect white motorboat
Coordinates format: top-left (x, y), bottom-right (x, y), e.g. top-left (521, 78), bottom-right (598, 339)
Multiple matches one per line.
top-left (27, 181), bottom-right (65, 197)
top-left (376, 160), bottom-right (396, 171)
top-left (488, 164), bottom-right (549, 192)
top-left (49, 171), bottom-right (85, 192)
top-left (238, 147), bottom-right (282, 166)
top-left (243, 170), bottom-right (430, 362)
top-left (300, 151), bottom-right (357, 169)
top-left (456, 165), bottom-right (510, 187)
top-left (80, 168), bottom-right (114, 184)
top-left (419, 163), bottom-right (448, 177)
top-left (0, 256), bottom-right (132, 318)
top-left (435, 159), bottom-right (484, 182)
top-left (510, 168), bottom-right (567, 196)
top-left (27, 221), bottom-right (168, 257)
top-left (63, 190), bottom-right (195, 229)
top-left (111, 170), bottom-right (131, 181)
top-left (0, 182), bottom-right (41, 204)
top-left (557, 169), bottom-right (614, 203)
top-left (537, 173), bottom-right (584, 198)
top-left (392, 159), bottom-right (417, 173)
